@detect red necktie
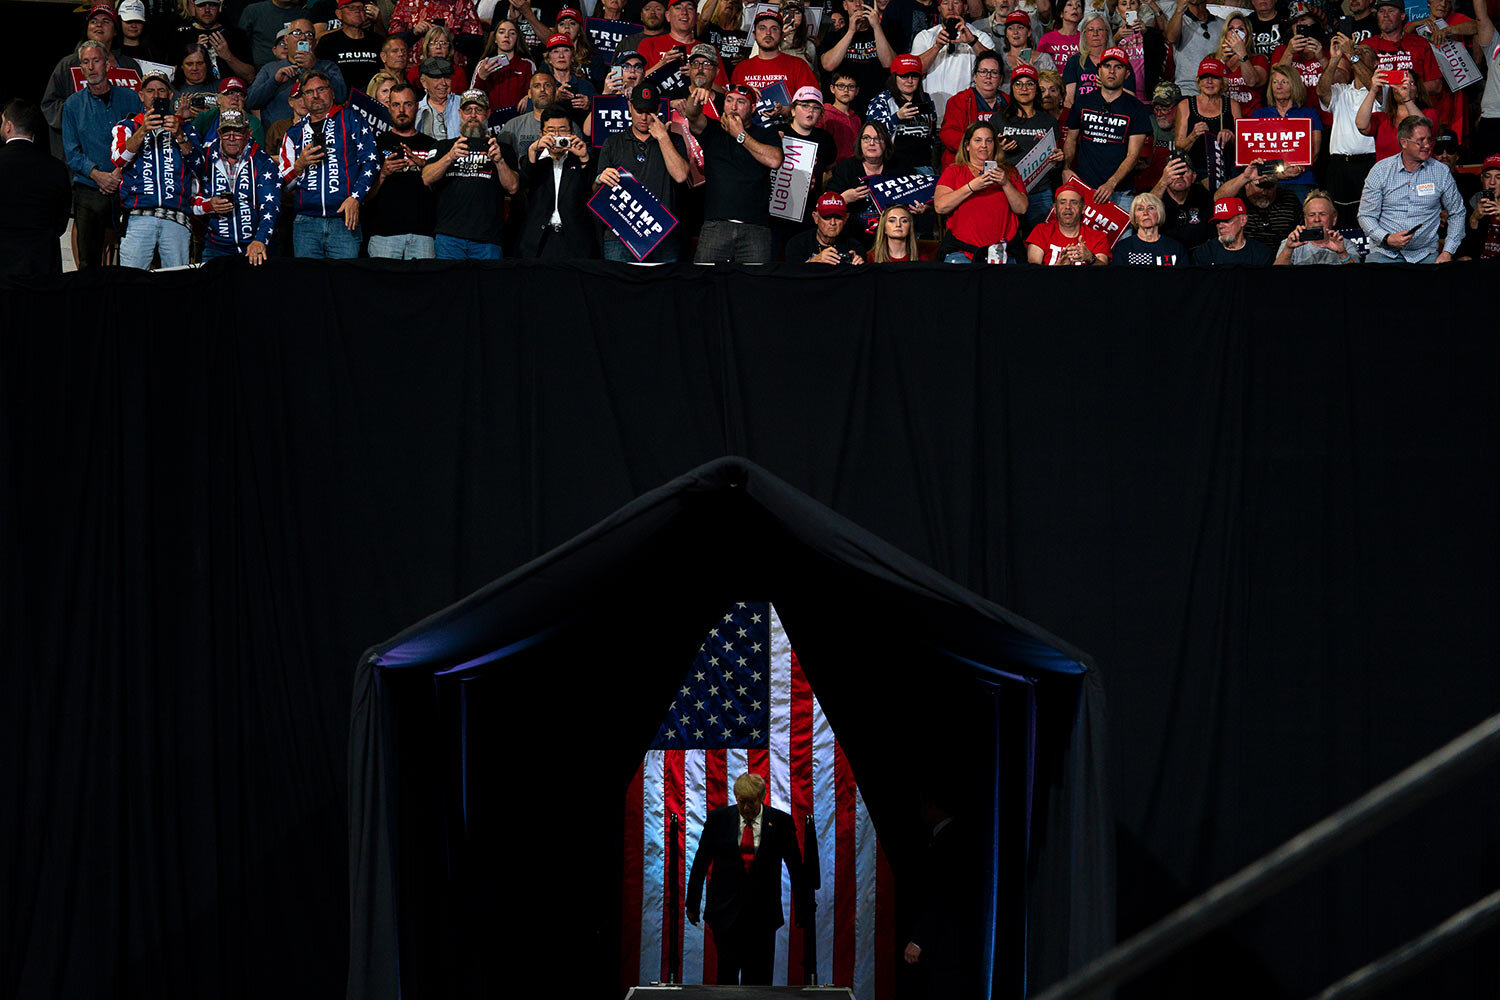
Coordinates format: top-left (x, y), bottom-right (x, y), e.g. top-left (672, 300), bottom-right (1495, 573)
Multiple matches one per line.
top-left (741, 819), bottom-right (755, 871)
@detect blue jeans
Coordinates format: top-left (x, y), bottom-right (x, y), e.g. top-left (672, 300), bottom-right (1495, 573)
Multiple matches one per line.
top-left (368, 233), bottom-right (437, 259)
top-left (435, 234), bottom-right (503, 259)
top-left (1365, 245), bottom-right (1439, 264)
top-left (119, 214), bottom-right (190, 269)
top-left (601, 234), bottom-right (679, 263)
top-left (1023, 187), bottom-right (1054, 230)
top-left (293, 214), bottom-right (362, 259)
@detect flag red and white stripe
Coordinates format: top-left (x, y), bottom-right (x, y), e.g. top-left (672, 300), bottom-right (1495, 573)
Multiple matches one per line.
top-left (620, 605), bottom-right (894, 999)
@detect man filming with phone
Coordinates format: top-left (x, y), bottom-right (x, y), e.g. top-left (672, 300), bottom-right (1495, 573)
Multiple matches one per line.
top-left (192, 110), bottom-right (279, 265)
top-left (249, 20), bottom-right (349, 132)
top-left (1274, 188), bottom-right (1357, 263)
top-left (278, 68), bottom-right (378, 258)
top-left (367, 81), bottom-right (439, 258)
top-left (422, 88), bottom-right (520, 258)
top-left (111, 70), bottom-right (202, 270)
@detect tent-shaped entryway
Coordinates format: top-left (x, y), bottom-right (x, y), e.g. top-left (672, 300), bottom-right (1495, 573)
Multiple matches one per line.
top-left (347, 457), bottom-right (1112, 1000)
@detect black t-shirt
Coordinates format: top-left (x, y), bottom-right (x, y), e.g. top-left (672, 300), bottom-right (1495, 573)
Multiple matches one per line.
top-left (706, 27), bottom-right (752, 71)
top-left (1111, 230), bottom-right (1189, 265)
top-left (595, 128), bottom-right (690, 214)
top-left (998, 109), bottom-right (1058, 163)
top-left (1249, 12), bottom-right (1288, 58)
top-left (1191, 236), bottom-right (1274, 264)
top-left (818, 27), bottom-right (885, 115)
top-left (431, 136), bottom-right (508, 243)
top-left (698, 121), bottom-right (781, 224)
top-left (1160, 182), bottom-right (1214, 248)
top-left (1067, 89), bottom-right (1151, 190)
top-left (315, 29), bottom-right (386, 92)
top-left (369, 130), bottom-right (438, 237)
top-left (776, 124), bottom-right (839, 225)
top-left (879, 0), bottom-right (939, 55)
top-left (784, 226), bottom-right (866, 261)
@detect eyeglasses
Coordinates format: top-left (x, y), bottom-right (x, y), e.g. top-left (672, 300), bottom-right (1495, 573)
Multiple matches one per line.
top-left (1405, 136), bottom-right (1434, 145)
top-left (974, 67), bottom-right (1001, 75)
top-left (287, 29), bottom-right (313, 37)
top-left (831, 81), bottom-right (858, 89)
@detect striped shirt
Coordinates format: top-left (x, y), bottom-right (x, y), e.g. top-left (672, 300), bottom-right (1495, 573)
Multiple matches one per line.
top-left (1356, 152), bottom-right (1465, 259)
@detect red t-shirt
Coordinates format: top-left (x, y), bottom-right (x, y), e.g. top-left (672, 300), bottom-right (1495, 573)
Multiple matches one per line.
top-left (637, 33), bottom-right (731, 89)
top-left (1368, 34), bottom-right (1441, 84)
top-left (1223, 54), bottom-right (1270, 113)
top-left (731, 51), bottom-right (819, 100)
top-left (1025, 218), bottom-right (1112, 263)
top-left (938, 162), bottom-right (1022, 247)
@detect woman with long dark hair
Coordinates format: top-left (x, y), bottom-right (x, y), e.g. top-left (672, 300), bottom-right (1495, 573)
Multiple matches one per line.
top-left (474, 18), bottom-right (536, 111)
top-left (864, 53), bottom-right (939, 173)
top-left (999, 63), bottom-right (1063, 226)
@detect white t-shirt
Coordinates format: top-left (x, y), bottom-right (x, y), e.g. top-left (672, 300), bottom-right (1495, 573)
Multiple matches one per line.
top-left (912, 24), bottom-right (995, 119)
top-left (1481, 36), bottom-right (1500, 119)
top-left (1321, 81), bottom-right (1377, 155)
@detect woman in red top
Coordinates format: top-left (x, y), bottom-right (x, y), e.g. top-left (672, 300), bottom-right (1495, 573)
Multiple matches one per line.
top-left (933, 120), bottom-right (1029, 261)
top-left (474, 18), bottom-right (535, 111)
top-left (1355, 68), bottom-right (1427, 159)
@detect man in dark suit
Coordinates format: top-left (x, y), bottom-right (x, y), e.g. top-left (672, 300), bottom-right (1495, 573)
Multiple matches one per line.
top-left (517, 105), bottom-right (596, 259)
top-left (686, 772), bottom-right (809, 985)
top-left (0, 99), bottom-right (73, 278)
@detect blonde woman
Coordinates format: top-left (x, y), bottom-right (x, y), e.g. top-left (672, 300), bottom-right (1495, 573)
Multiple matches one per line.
top-left (1215, 13), bottom-right (1267, 112)
top-left (1063, 9), bottom-right (1130, 104)
top-left (871, 204), bottom-right (919, 260)
top-left (1247, 64), bottom-right (1321, 185)
top-left (406, 24), bottom-right (469, 91)
top-left (366, 69), bottom-right (401, 106)
top-left (1111, 190), bottom-right (1188, 263)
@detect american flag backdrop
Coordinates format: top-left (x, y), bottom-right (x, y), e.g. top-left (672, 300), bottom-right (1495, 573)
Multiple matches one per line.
top-left (620, 602), bottom-right (895, 999)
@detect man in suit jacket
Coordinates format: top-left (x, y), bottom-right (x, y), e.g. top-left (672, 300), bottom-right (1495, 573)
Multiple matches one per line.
top-left (686, 772), bottom-right (809, 985)
top-left (517, 104), bottom-right (596, 259)
top-left (0, 99), bottom-right (73, 278)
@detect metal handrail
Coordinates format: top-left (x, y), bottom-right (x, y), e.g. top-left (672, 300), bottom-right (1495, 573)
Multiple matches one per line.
top-left (1031, 710), bottom-right (1500, 1000)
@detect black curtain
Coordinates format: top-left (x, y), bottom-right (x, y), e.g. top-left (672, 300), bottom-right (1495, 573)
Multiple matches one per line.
top-left (348, 458), bottom-right (1107, 1000)
top-left (3, 259), bottom-right (1498, 1000)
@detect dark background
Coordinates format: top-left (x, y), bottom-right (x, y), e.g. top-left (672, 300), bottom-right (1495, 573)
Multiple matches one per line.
top-left (3, 259), bottom-right (1497, 999)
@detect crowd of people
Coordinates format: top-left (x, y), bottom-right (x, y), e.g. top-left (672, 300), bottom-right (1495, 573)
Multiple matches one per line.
top-left (3, 0), bottom-right (1499, 273)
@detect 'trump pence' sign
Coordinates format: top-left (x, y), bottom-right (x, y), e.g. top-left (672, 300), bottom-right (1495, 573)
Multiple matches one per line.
top-left (1235, 118), bottom-right (1314, 167)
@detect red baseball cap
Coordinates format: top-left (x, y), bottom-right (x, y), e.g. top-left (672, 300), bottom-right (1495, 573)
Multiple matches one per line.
top-left (1212, 197), bottom-right (1246, 220)
top-left (556, 6), bottom-right (582, 21)
top-left (1004, 9), bottom-right (1031, 26)
top-left (1099, 46), bottom-right (1129, 68)
top-left (545, 32), bottom-right (574, 49)
top-left (289, 79), bottom-right (302, 98)
top-left (1483, 154), bottom-right (1500, 172)
top-left (88, 4), bottom-right (118, 21)
top-left (217, 76), bottom-right (246, 93)
top-left (1198, 56), bottom-right (1226, 78)
top-left (815, 191), bottom-right (848, 217)
top-left (753, 6), bottom-right (780, 24)
top-left (1010, 63), bottom-right (1038, 83)
top-left (891, 53), bottom-right (923, 75)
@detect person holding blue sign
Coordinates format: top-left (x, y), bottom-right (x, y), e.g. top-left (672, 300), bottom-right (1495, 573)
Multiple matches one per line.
top-left (594, 81), bottom-right (690, 260)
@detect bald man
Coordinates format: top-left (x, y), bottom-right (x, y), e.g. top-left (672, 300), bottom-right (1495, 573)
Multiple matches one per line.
top-left (685, 772), bottom-right (809, 985)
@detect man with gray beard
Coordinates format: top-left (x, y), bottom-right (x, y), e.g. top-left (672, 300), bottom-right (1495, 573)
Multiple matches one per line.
top-left (421, 89), bottom-right (519, 258)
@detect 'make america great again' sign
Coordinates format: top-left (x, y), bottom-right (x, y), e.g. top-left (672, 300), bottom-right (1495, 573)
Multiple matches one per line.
top-left (1235, 118), bottom-right (1314, 167)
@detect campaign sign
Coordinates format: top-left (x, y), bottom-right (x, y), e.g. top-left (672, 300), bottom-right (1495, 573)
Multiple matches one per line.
top-left (349, 90), bottom-right (393, 134)
top-left (587, 18), bottom-right (641, 65)
top-left (591, 95), bottom-right (671, 146)
top-left (668, 110), bottom-right (706, 187)
top-left (69, 64), bottom-right (144, 92)
top-left (754, 82), bottom-right (790, 128)
top-left (865, 170), bottom-right (937, 211)
top-left (1404, 0), bottom-right (1429, 21)
top-left (1235, 117), bottom-right (1314, 167)
top-left (770, 133), bottom-right (820, 221)
top-left (644, 52), bottom-right (694, 99)
top-left (1014, 129), bottom-right (1057, 193)
top-left (1419, 20), bottom-right (1483, 91)
top-left (588, 170), bottom-right (678, 260)
top-left (1047, 178), bottom-right (1131, 248)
